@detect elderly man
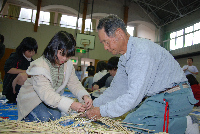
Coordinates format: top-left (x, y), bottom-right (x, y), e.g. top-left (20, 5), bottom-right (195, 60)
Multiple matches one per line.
top-left (85, 14), bottom-right (197, 133)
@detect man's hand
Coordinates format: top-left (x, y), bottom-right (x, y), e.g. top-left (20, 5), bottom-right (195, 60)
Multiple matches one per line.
top-left (12, 73), bottom-right (28, 94)
top-left (183, 67), bottom-right (188, 72)
top-left (86, 107), bottom-right (101, 121)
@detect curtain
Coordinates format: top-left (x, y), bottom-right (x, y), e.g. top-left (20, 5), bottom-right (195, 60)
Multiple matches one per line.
top-left (163, 32), bottom-right (170, 51)
top-left (0, 0), bottom-right (7, 13)
top-left (8, 4), bottom-right (21, 19)
top-left (50, 12), bottom-right (55, 26)
top-left (57, 13), bottom-right (62, 26)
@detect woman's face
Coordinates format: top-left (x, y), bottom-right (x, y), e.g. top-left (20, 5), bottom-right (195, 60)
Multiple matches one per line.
top-left (24, 50), bottom-right (35, 58)
top-left (55, 50), bottom-right (69, 66)
top-left (109, 69), bottom-right (117, 77)
top-left (78, 66), bottom-right (81, 71)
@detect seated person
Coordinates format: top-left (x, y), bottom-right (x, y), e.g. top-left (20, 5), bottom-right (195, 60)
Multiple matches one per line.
top-left (186, 74), bottom-right (200, 106)
top-left (93, 56), bottom-right (119, 91)
top-left (75, 66), bottom-right (82, 81)
top-left (0, 34), bottom-right (5, 60)
top-left (91, 57), bottom-right (119, 100)
top-left (93, 61), bottom-right (108, 83)
top-left (3, 37), bottom-right (38, 104)
top-left (15, 31), bottom-right (92, 122)
top-left (105, 75), bottom-right (114, 87)
top-left (84, 72), bottom-right (95, 92)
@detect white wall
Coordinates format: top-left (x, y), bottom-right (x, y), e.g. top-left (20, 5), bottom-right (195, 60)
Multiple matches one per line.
top-left (137, 24), bottom-right (155, 41)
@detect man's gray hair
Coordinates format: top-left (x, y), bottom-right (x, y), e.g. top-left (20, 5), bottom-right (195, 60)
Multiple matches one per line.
top-left (97, 14), bottom-right (127, 37)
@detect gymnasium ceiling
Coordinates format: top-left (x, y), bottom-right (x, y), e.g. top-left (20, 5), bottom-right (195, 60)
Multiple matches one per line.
top-left (4, 0), bottom-right (200, 27)
top-left (130, 0), bottom-right (200, 27)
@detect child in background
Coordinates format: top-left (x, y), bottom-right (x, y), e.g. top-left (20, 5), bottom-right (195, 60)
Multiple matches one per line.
top-left (3, 37), bottom-right (38, 103)
top-left (92, 56), bottom-right (119, 91)
top-left (16, 31), bottom-right (92, 122)
top-left (93, 61), bottom-right (107, 83)
top-left (75, 66), bottom-right (83, 81)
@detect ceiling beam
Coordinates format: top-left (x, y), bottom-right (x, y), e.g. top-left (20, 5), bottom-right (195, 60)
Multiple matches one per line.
top-left (134, 0), bottom-right (180, 16)
top-left (160, 5), bottom-right (200, 27)
top-left (171, 0), bottom-right (182, 17)
top-left (135, 1), bottom-right (159, 28)
top-left (144, 2), bottom-right (161, 21)
top-left (149, 0), bottom-right (171, 14)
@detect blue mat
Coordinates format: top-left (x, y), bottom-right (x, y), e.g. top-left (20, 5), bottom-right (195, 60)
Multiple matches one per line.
top-left (0, 100), bottom-right (18, 120)
top-left (63, 91), bottom-right (76, 98)
top-left (0, 91), bottom-right (75, 121)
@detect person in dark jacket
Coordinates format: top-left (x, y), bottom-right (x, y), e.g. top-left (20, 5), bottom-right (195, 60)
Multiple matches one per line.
top-left (0, 34), bottom-right (5, 60)
top-left (92, 56), bottom-right (119, 91)
top-left (86, 62), bottom-right (95, 76)
top-left (3, 37), bottom-right (38, 103)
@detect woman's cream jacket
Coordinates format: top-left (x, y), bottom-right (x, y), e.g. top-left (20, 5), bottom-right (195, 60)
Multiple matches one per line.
top-left (17, 57), bottom-right (90, 121)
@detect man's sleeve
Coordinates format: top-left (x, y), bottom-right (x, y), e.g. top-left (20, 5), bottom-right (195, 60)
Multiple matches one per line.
top-left (86, 66), bottom-right (89, 71)
top-left (194, 66), bottom-right (199, 72)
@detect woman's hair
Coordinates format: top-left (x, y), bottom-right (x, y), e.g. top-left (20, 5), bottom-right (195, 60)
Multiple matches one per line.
top-left (186, 74), bottom-right (199, 85)
top-left (77, 66), bottom-right (81, 71)
top-left (97, 14), bottom-right (127, 37)
top-left (0, 34), bottom-right (4, 43)
top-left (43, 31), bottom-right (76, 64)
top-left (16, 37), bottom-right (38, 55)
top-left (96, 61), bottom-right (107, 73)
top-left (107, 56), bottom-right (119, 71)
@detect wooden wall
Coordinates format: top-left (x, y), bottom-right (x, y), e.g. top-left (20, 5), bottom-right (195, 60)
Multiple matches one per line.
top-left (0, 48), bottom-right (16, 80)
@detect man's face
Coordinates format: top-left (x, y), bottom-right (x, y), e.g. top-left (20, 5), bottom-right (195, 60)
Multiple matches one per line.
top-left (187, 59), bottom-right (193, 66)
top-left (98, 28), bottom-right (125, 55)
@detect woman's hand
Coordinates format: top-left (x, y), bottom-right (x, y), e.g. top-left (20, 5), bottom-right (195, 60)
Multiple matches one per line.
top-left (70, 102), bottom-right (86, 112)
top-left (83, 95), bottom-right (93, 110)
top-left (12, 73), bottom-right (28, 94)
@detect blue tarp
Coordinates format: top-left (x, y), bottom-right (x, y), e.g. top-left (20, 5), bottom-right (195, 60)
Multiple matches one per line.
top-left (0, 91), bottom-right (75, 120)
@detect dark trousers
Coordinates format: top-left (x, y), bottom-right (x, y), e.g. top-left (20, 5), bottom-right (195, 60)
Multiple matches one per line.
top-left (6, 84), bottom-right (21, 103)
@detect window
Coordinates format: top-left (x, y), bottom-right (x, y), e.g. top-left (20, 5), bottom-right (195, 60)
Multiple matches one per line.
top-left (38, 11), bottom-right (50, 25)
top-left (18, 8), bottom-right (33, 22)
top-left (185, 25), bottom-right (193, 47)
top-left (19, 8), bottom-right (50, 25)
top-left (85, 19), bottom-right (92, 31)
top-left (170, 32), bottom-right (176, 50)
top-left (60, 15), bottom-right (92, 31)
top-left (194, 22), bottom-right (200, 45)
top-left (169, 21), bottom-right (200, 51)
top-left (170, 30), bottom-right (184, 51)
top-left (60, 15), bottom-right (79, 29)
top-left (176, 29), bottom-right (183, 49)
top-left (127, 26), bottom-right (134, 36)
